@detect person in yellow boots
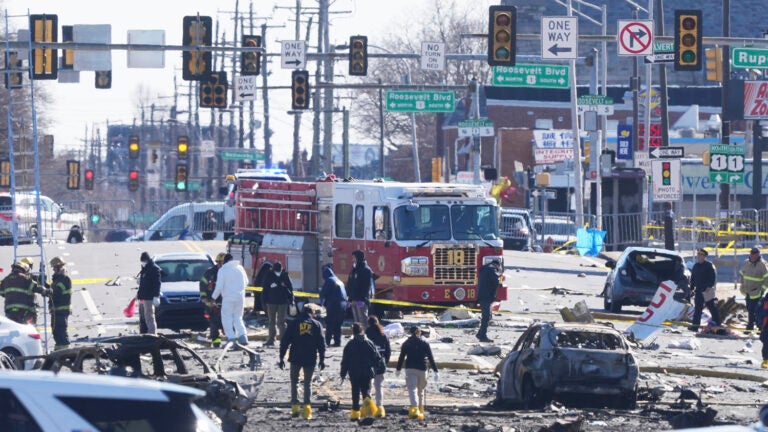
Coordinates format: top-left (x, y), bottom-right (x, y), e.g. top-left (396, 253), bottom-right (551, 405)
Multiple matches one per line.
top-left (365, 316), bottom-right (391, 418)
top-left (340, 322), bottom-right (383, 421)
top-left (739, 247), bottom-right (768, 333)
top-left (396, 326), bottom-right (439, 420)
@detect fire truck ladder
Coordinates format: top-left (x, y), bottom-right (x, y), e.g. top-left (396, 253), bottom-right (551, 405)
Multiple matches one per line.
top-left (3, 11), bottom-right (51, 353)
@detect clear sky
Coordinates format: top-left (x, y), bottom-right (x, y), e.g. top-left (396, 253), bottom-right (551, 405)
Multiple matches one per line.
top-left (4, 0), bottom-right (494, 161)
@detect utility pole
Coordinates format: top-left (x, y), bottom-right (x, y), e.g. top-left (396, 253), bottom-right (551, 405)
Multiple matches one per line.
top-left (342, 107), bottom-right (350, 178)
top-left (292, 0), bottom-right (303, 177)
top-left (720, 0), bottom-right (731, 212)
top-left (321, 0), bottom-right (334, 175)
top-left (311, 1), bottom-right (324, 177)
top-left (470, 78), bottom-right (480, 185)
top-left (248, 1), bottom-right (255, 152)
top-left (568, 0), bottom-right (584, 227)
top-left (261, 22), bottom-right (271, 168)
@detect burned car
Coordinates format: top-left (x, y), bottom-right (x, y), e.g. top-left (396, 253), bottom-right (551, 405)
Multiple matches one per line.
top-left (38, 334), bottom-right (258, 432)
top-left (496, 322), bottom-right (639, 409)
top-left (603, 246), bottom-right (689, 313)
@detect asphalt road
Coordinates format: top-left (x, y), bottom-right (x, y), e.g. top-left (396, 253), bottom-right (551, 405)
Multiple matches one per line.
top-left (3, 241), bottom-right (767, 430)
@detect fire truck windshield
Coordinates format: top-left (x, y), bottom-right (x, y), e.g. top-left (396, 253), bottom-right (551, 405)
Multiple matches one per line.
top-left (393, 204), bottom-right (499, 241)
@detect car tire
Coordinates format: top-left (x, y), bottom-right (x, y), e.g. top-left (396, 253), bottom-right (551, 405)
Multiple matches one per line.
top-left (1, 347), bottom-right (22, 369)
top-left (522, 375), bottom-right (547, 409)
top-left (617, 390), bottom-right (638, 409)
top-left (609, 299), bottom-right (622, 313)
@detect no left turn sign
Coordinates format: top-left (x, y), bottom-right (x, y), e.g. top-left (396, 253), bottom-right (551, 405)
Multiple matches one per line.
top-left (617, 20), bottom-right (653, 56)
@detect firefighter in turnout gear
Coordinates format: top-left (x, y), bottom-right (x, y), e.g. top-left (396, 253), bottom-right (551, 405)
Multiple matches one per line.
top-left (49, 257), bottom-right (72, 350)
top-left (200, 253), bottom-right (225, 347)
top-left (0, 261), bottom-right (50, 324)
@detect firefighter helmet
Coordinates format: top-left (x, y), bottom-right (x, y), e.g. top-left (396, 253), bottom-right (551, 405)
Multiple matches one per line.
top-left (50, 256), bottom-right (67, 267)
top-left (20, 257), bottom-right (34, 269)
top-left (12, 261), bottom-right (29, 273)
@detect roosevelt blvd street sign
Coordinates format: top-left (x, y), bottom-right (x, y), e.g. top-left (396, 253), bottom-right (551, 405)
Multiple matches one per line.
top-left (458, 118), bottom-right (494, 138)
top-left (649, 146), bottom-right (684, 159)
top-left (709, 144), bottom-right (745, 184)
top-left (577, 94), bottom-right (615, 115)
top-left (385, 90), bottom-right (455, 113)
top-left (492, 64), bottom-right (569, 89)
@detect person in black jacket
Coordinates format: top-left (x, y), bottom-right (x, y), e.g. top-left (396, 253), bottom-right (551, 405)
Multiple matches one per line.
top-left (49, 257), bottom-right (71, 350)
top-left (689, 248), bottom-right (721, 331)
top-left (278, 304), bottom-right (325, 420)
top-left (262, 262), bottom-right (294, 346)
top-left (200, 253), bottom-right (225, 347)
top-left (137, 252), bottom-right (161, 334)
top-left (476, 259), bottom-right (501, 342)
top-left (347, 250), bottom-right (374, 327)
top-left (251, 261), bottom-right (273, 315)
top-left (341, 322), bottom-right (381, 421)
top-left (396, 326), bottom-right (438, 420)
top-left (320, 265), bottom-right (347, 347)
top-left (365, 316), bottom-right (391, 418)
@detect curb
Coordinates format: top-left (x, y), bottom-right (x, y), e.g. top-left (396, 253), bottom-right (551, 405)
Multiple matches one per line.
top-left (640, 366), bottom-right (768, 383)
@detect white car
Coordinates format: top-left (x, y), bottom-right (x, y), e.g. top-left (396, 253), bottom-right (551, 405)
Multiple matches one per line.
top-left (0, 370), bottom-right (221, 431)
top-left (0, 315), bottom-right (43, 369)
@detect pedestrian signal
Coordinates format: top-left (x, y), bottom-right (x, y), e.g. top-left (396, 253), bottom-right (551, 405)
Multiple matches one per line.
top-left (241, 35), bottom-right (261, 76)
top-left (487, 6), bottom-right (516, 66)
top-left (291, 70), bottom-right (310, 110)
top-left (182, 16), bottom-right (213, 81)
top-left (674, 10), bottom-right (702, 71)
top-left (128, 170), bottom-right (139, 192)
top-left (66, 160), bottom-right (80, 190)
top-left (200, 72), bottom-right (228, 108)
top-left (348, 36), bottom-right (368, 76)
top-left (30, 14), bottom-right (58, 80)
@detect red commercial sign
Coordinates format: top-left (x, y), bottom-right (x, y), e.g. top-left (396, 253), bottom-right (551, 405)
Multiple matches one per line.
top-left (744, 80), bottom-right (768, 119)
top-left (638, 122), bottom-right (662, 150)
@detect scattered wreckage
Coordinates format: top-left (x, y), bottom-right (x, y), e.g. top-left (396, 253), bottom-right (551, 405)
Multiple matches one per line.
top-left (36, 334), bottom-right (259, 432)
top-left (495, 321), bottom-right (639, 409)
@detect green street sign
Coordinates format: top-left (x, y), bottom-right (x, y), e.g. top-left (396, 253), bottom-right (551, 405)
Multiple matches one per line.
top-left (732, 48), bottom-right (768, 69)
top-left (220, 150), bottom-right (263, 161)
top-left (162, 180), bottom-right (202, 190)
top-left (577, 94), bottom-right (614, 105)
top-left (492, 64), bottom-right (570, 89)
top-left (709, 144), bottom-right (745, 184)
top-left (653, 41), bottom-right (673, 53)
top-left (458, 118), bottom-right (494, 137)
top-left (385, 91), bottom-right (455, 113)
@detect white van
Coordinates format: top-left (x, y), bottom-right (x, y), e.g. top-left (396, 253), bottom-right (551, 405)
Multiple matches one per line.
top-left (129, 202), bottom-right (235, 241)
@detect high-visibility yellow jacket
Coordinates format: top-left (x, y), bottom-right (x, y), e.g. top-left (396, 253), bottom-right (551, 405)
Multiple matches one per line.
top-left (739, 258), bottom-right (768, 299)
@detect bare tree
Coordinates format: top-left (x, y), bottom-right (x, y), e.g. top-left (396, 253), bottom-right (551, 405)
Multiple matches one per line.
top-left (348, 0), bottom-right (489, 181)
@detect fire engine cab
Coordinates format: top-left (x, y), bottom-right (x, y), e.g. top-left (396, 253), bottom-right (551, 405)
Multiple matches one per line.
top-left (226, 177), bottom-right (507, 306)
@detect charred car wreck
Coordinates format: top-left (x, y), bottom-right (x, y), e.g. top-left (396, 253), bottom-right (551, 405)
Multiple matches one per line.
top-left (496, 322), bottom-right (639, 409)
top-left (37, 334), bottom-right (258, 432)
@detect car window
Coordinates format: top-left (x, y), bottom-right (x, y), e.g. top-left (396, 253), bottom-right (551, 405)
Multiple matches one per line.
top-left (157, 259), bottom-right (212, 282)
top-left (555, 330), bottom-right (624, 350)
top-left (58, 393), bottom-right (198, 431)
top-left (0, 196), bottom-right (11, 208)
top-left (520, 327), bottom-right (540, 350)
top-left (0, 388), bottom-right (43, 432)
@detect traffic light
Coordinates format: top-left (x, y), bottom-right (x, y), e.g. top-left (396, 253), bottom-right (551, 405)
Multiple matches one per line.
top-left (241, 35), bottom-right (261, 76)
top-left (5, 51), bottom-right (22, 89)
top-left (291, 70), bottom-right (310, 110)
top-left (674, 10), bottom-right (702, 71)
top-left (487, 6), bottom-right (516, 66)
top-left (66, 160), bottom-right (80, 190)
top-left (61, 25), bottom-right (74, 70)
top-left (30, 14), bottom-right (58, 80)
top-left (84, 169), bottom-right (94, 190)
top-left (661, 161), bottom-right (672, 186)
top-left (177, 136), bottom-right (189, 159)
top-left (705, 47), bottom-right (723, 82)
top-left (182, 16), bottom-right (213, 81)
top-left (200, 72), bottom-right (228, 108)
top-left (95, 71), bottom-right (112, 89)
top-left (348, 35), bottom-right (368, 76)
top-left (0, 159), bottom-right (10, 188)
top-left (128, 135), bottom-right (140, 159)
top-left (90, 205), bottom-right (100, 225)
top-left (128, 170), bottom-right (139, 192)
top-left (175, 164), bottom-right (188, 191)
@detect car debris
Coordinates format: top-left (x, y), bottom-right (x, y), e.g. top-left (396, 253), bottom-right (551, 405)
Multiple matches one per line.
top-left (495, 322), bottom-right (639, 410)
top-left (559, 300), bottom-right (594, 324)
top-left (37, 334), bottom-right (256, 432)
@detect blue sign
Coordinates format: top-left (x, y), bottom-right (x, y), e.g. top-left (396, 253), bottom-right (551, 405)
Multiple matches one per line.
top-left (617, 124), bottom-right (633, 160)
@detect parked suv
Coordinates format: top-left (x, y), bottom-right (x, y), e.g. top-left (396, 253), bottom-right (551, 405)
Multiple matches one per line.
top-left (500, 208), bottom-right (535, 251)
top-left (147, 252), bottom-right (214, 331)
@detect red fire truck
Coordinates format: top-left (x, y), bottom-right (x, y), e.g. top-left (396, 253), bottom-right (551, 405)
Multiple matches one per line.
top-left (226, 176), bottom-right (507, 306)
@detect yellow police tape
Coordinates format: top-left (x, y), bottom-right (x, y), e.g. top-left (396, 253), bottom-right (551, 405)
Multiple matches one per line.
top-left (72, 278), bottom-right (113, 285)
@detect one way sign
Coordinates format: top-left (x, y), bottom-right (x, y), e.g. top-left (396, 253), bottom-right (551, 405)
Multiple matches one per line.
top-left (235, 75), bottom-right (258, 102)
top-left (541, 16), bottom-right (578, 60)
top-left (649, 146), bottom-right (684, 159)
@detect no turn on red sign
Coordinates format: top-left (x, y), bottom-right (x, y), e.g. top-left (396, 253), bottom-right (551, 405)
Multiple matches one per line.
top-left (617, 20), bottom-right (654, 56)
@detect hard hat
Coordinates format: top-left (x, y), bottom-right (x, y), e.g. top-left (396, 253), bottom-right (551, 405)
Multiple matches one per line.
top-left (20, 257), bottom-right (34, 268)
top-left (12, 261), bottom-right (29, 273)
top-left (215, 253), bottom-right (227, 263)
top-left (50, 256), bottom-right (67, 267)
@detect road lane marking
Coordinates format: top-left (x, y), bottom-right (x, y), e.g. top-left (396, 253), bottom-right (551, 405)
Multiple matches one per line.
top-left (79, 289), bottom-right (103, 321)
top-left (181, 240), bottom-right (204, 253)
